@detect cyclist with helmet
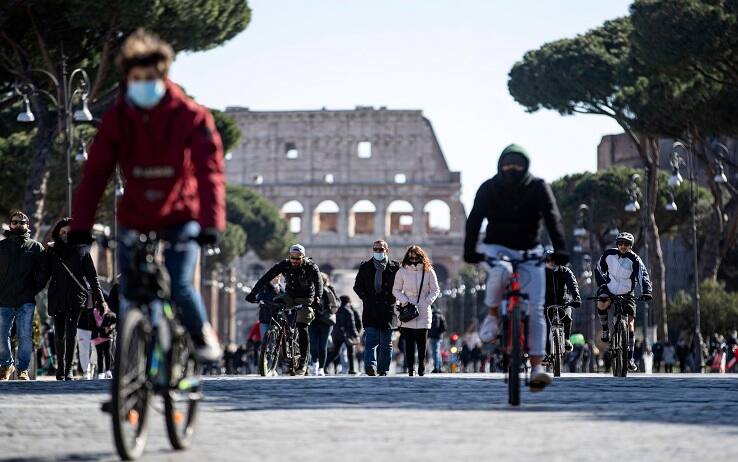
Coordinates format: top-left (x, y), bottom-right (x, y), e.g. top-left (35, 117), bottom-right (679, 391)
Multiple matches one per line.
top-left (595, 232), bottom-right (652, 372)
top-left (464, 144), bottom-right (569, 390)
top-left (246, 244), bottom-right (323, 375)
top-left (544, 250), bottom-right (581, 355)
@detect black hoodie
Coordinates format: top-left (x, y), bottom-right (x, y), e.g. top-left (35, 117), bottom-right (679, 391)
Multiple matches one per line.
top-left (0, 229), bottom-right (47, 307)
top-left (464, 146), bottom-right (566, 258)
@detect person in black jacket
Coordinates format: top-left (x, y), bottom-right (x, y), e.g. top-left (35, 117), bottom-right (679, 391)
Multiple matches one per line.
top-left (327, 295), bottom-right (360, 374)
top-left (246, 244), bottom-right (322, 374)
top-left (251, 275), bottom-right (283, 340)
top-left (45, 218), bottom-right (108, 380)
top-left (464, 144), bottom-right (568, 390)
top-left (353, 240), bottom-right (400, 376)
top-left (428, 308), bottom-right (447, 373)
top-left (0, 211), bottom-right (48, 381)
top-left (544, 250), bottom-right (581, 355)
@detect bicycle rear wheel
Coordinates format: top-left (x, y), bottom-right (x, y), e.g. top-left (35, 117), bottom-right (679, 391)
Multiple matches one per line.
top-left (112, 308), bottom-right (152, 460)
top-left (508, 306), bottom-right (521, 406)
top-left (164, 330), bottom-right (200, 450)
top-left (552, 327), bottom-right (562, 378)
top-left (259, 327), bottom-right (282, 376)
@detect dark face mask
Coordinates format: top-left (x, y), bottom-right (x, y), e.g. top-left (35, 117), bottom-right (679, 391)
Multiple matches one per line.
top-left (9, 227), bottom-right (26, 236)
top-left (500, 169), bottom-right (526, 185)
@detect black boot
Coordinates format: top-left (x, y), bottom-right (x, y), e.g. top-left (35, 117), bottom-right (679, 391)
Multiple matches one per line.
top-left (64, 362), bottom-right (74, 381)
top-left (55, 355), bottom-right (64, 381)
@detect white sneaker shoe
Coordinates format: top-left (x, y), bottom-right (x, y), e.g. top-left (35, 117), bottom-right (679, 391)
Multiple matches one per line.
top-left (309, 363), bottom-right (319, 376)
top-left (194, 324), bottom-right (222, 363)
top-left (97, 373), bottom-right (106, 380)
top-left (104, 370), bottom-right (113, 379)
top-left (317, 368), bottom-right (325, 376)
top-left (529, 365), bottom-right (553, 392)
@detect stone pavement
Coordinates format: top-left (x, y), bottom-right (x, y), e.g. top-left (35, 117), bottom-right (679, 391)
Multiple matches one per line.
top-left (0, 374), bottom-right (736, 461)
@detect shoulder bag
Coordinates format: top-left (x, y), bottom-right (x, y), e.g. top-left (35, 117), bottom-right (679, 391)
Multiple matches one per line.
top-left (398, 269), bottom-right (424, 323)
top-left (58, 257), bottom-right (94, 310)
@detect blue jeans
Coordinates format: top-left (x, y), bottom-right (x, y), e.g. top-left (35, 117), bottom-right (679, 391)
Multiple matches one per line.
top-left (119, 221), bottom-right (208, 338)
top-left (309, 322), bottom-right (333, 369)
top-left (430, 338), bottom-right (442, 371)
top-left (0, 303), bottom-right (36, 370)
top-left (364, 327), bottom-right (392, 373)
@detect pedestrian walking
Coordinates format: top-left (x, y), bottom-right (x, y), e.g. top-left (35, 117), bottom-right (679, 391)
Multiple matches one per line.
top-left (663, 340), bottom-right (676, 373)
top-left (461, 322), bottom-right (483, 373)
top-left (428, 307), bottom-right (447, 373)
top-left (92, 305), bottom-right (116, 379)
top-left (309, 273), bottom-right (338, 375)
top-left (0, 211), bottom-right (48, 381)
top-left (327, 295), bottom-right (361, 374)
top-left (46, 218), bottom-right (107, 380)
top-left (676, 337), bottom-right (689, 373)
top-left (353, 240), bottom-right (400, 376)
top-left (392, 245), bottom-right (440, 376)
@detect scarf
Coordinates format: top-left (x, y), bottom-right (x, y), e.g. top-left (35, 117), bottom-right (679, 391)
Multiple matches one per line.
top-left (372, 257), bottom-right (388, 293)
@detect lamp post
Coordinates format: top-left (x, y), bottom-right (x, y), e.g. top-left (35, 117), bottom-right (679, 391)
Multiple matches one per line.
top-left (574, 203), bottom-right (597, 357)
top-left (670, 140), bottom-right (703, 372)
top-left (14, 55), bottom-right (93, 216)
top-left (625, 174), bottom-right (651, 348)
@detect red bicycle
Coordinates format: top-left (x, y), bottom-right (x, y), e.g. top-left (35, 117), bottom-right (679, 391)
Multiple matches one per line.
top-left (486, 253), bottom-right (542, 406)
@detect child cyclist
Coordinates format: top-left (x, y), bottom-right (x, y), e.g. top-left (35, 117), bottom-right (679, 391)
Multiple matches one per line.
top-left (595, 232), bottom-right (652, 372)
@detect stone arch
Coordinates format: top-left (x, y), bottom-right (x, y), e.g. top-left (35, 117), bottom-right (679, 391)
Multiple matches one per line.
top-left (313, 200), bottom-right (340, 235)
top-left (281, 200), bottom-right (305, 234)
top-left (349, 200), bottom-right (377, 237)
top-left (387, 200), bottom-right (414, 236)
top-left (423, 200), bottom-right (451, 235)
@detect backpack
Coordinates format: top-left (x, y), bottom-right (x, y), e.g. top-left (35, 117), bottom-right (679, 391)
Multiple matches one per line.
top-left (429, 311), bottom-right (446, 337)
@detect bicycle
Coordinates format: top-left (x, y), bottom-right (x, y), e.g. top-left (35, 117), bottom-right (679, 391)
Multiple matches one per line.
top-left (486, 253), bottom-right (543, 406)
top-left (545, 303), bottom-right (571, 378)
top-left (105, 232), bottom-right (204, 460)
top-left (258, 299), bottom-right (304, 377)
top-left (587, 293), bottom-right (646, 378)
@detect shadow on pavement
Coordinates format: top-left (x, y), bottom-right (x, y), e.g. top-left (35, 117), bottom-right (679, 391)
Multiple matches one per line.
top-left (202, 375), bottom-right (738, 428)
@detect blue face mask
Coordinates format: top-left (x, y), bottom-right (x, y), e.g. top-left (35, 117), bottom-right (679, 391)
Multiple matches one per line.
top-left (127, 79), bottom-right (166, 109)
top-left (373, 252), bottom-right (386, 261)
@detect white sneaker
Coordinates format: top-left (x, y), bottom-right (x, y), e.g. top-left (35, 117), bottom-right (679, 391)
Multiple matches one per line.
top-left (479, 314), bottom-right (499, 343)
top-left (97, 373), bottom-right (106, 380)
top-left (317, 368), bottom-right (325, 376)
top-left (194, 324), bottom-right (222, 363)
top-left (104, 370), bottom-right (113, 379)
top-left (529, 365), bottom-right (553, 392)
top-left (83, 372), bottom-right (93, 381)
top-left (309, 363), bottom-right (319, 376)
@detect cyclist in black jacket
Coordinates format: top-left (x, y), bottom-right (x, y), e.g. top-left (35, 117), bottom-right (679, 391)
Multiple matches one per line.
top-left (246, 244), bottom-right (322, 374)
top-left (464, 144), bottom-right (569, 390)
top-left (544, 250), bottom-right (581, 355)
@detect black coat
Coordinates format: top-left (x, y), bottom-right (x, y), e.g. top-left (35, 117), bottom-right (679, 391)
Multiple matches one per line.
top-left (46, 243), bottom-right (104, 317)
top-left (353, 259), bottom-right (400, 329)
top-left (0, 230), bottom-right (47, 307)
top-left (250, 259), bottom-right (322, 301)
top-left (255, 283), bottom-right (282, 324)
top-left (464, 174), bottom-right (566, 255)
top-left (544, 266), bottom-right (581, 307)
top-left (333, 302), bottom-right (359, 341)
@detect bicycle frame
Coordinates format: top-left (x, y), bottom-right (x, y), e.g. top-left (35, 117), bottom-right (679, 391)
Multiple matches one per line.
top-left (505, 271), bottom-right (527, 355)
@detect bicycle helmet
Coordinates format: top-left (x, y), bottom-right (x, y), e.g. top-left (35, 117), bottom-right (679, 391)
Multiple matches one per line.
top-left (615, 232), bottom-right (635, 246)
top-left (544, 248), bottom-right (555, 262)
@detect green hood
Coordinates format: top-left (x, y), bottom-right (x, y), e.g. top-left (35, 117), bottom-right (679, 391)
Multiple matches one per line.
top-left (497, 144), bottom-right (531, 173)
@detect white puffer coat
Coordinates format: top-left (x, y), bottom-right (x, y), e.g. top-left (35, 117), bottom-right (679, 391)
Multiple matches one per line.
top-left (392, 264), bottom-right (440, 330)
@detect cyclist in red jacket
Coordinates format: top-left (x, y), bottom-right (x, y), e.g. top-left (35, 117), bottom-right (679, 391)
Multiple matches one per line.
top-left (70, 29), bottom-right (223, 362)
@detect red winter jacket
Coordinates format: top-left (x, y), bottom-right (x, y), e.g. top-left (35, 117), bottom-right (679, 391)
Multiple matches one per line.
top-left (72, 80), bottom-right (225, 233)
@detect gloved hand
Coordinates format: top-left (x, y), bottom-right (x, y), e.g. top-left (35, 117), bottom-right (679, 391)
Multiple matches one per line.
top-left (245, 292), bottom-right (258, 304)
top-left (67, 230), bottom-right (94, 246)
top-left (641, 293), bottom-right (653, 301)
top-left (552, 251), bottom-right (569, 266)
top-left (196, 228), bottom-right (221, 247)
top-left (464, 251), bottom-right (486, 264)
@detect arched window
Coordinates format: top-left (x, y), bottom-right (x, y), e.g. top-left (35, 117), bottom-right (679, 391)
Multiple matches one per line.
top-left (423, 200), bottom-right (451, 235)
top-left (387, 200), bottom-right (414, 236)
top-left (314, 200), bottom-right (340, 234)
top-left (349, 200), bottom-right (377, 236)
top-left (281, 200), bottom-right (304, 234)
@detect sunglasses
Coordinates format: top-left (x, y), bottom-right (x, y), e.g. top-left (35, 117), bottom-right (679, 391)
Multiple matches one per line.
top-left (616, 242), bottom-right (632, 247)
top-left (10, 220), bottom-right (27, 225)
top-left (289, 256), bottom-right (303, 261)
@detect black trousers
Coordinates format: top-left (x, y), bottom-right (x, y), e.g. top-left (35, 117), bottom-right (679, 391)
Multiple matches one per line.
top-left (326, 336), bottom-right (356, 373)
top-left (297, 322), bottom-right (310, 368)
top-left (53, 309), bottom-right (81, 375)
top-left (401, 328), bottom-right (428, 373)
top-left (96, 341), bottom-right (112, 373)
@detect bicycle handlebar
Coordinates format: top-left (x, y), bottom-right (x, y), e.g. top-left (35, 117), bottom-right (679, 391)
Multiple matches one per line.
top-left (485, 253), bottom-right (544, 267)
top-left (586, 294), bottom-right (650, 302)
top-left (259, 300), bottom-right (304, 311)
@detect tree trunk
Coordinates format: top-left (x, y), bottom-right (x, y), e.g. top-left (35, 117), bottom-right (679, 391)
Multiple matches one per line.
top-left (22, 99), bottom-right (57, 241)
top-left (699, 212), bottom-right (722, 280)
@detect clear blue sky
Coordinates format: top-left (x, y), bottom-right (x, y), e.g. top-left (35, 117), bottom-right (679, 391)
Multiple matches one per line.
top-left (171, 0), bottom-right (631, 211)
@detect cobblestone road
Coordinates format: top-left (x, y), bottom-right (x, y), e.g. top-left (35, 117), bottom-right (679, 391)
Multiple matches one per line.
top-left (1, 374), bottom-right (736, 461)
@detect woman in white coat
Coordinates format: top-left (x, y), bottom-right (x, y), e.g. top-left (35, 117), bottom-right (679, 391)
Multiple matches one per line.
top-left (392, 245), bottom-right (440, 376)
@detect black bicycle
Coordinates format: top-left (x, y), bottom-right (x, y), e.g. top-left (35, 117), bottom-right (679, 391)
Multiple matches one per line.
top-left (545, 304), bottom-right (570, 377)
top-left (588, 293), bottom-right (646, 377)
top-left (258, 300), bottom-right (304, 377)
top-left (106, 232), bottom-right (203, 460)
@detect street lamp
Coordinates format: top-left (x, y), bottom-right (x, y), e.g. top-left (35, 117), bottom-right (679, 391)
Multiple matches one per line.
top-left (712, 142), bottom-right (730, 184)
top-left (624, 174), bottom-right (651, 347)
top-left (671, 140), bottom-right (703, 372)
top-left (575, 203), bottom-right (597, 363)
top-left (14, 55), bottom-right (92, 216)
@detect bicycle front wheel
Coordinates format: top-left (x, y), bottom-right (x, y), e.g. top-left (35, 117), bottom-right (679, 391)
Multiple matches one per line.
top-left (616, 320), bottom-right (629, 378)
top-left (259, 327), bottom-right (282, 376)
top-left (164, 331), bottom-right (200, 450)
top-left (552, 328), bottom-right (562, 378)
top-left (508, 307), bottom-right (521, 406)
top-left (112, 308), bottom-right (152, 460)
